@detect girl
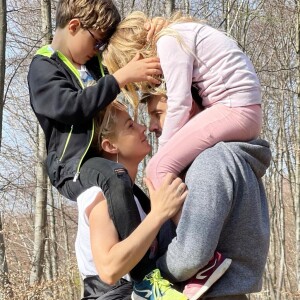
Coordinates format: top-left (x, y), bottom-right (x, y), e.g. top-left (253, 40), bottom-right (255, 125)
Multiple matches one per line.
top-left (102, 11), bottom-right (262, 189)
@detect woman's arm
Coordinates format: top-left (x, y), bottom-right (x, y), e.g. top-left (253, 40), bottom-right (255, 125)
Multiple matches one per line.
top-left (88, 174), bottom-right (187, 285)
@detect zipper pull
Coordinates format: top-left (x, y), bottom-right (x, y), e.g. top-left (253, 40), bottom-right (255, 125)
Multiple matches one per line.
top-left (73, 172), bottom-right (80, 182)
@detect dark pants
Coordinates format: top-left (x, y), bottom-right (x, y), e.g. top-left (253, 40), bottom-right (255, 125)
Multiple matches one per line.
top-left (58, 157), bottom-right (155, 282)
top-left (59, 157), bottom-right (140, 240)
top-left (82, 276), bottom-right (132, 300)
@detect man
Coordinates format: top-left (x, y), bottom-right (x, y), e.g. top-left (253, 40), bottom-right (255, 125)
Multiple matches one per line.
top-left (143, 93), bottom-right (271, 300)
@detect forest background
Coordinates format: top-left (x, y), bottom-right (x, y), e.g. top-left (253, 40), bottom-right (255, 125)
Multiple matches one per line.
top-left (0, 0), bottom-right (299, 299)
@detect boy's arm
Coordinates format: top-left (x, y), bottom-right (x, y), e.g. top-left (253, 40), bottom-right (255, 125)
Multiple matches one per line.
top-left (28, 56), bottom-right (120, 125)
top-left (112, 54), bottom-right (161, 88)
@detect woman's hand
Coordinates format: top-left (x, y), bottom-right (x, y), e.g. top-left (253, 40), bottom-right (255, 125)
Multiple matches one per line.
top-left (144, 173), bottom-right (187, 222)
top-left (89, 179), bottom-right (186, 284)
top-left (144, 17), bottom-right (169, 41)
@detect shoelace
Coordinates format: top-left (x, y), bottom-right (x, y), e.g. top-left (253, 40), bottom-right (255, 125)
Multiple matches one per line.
top-left (146, 270), bottom-right (172, 299)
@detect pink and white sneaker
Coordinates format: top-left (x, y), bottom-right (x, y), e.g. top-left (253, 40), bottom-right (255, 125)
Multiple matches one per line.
top-left (183, 252), bottom-right (232, 300)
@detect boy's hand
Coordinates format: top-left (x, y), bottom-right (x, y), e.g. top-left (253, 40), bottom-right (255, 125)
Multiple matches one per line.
top-left (144, 173), bottom-right (187, 223)
top-left (113, 53), bottom-right (162, 88)
top-left (144, 17), bottom-right (169, 41)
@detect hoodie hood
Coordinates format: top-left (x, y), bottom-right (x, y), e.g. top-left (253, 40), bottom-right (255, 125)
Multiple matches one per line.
top-left (225, 139), bottom-right (272, 178)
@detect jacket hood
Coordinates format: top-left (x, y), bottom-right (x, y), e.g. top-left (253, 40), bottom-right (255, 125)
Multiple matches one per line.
top-left (36, 45), bottom-right (53, 57)
top-left (226, 139), bottom-right (272, 178)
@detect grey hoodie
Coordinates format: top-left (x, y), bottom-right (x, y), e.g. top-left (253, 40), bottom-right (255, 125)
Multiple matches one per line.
top-left (156, 139), bottom-right (271, 298)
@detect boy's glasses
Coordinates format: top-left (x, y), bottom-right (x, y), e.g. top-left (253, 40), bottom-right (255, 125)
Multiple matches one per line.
top-left (87, 28), bottom-right (106, 51)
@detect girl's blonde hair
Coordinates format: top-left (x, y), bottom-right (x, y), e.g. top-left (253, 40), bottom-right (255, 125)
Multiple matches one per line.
top-left (92, 100), bottom-right (127, 154)
top-left (102, 11), bottom-right (201, 108)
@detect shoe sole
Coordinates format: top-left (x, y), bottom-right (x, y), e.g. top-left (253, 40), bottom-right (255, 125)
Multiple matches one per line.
top-left (131, 293), bottom-right (149, 300)
top-left (189, 258), bottom-right (232, 300)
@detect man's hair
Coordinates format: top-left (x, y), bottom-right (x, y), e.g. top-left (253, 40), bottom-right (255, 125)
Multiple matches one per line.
top-left (140, 84), bottom-right (167, 104)
top-left (55, 0), bottom-right (121, 41)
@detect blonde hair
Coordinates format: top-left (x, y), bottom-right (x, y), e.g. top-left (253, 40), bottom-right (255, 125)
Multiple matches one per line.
top-left (102, 11), bottom-right (201, 107)
top-left (55, 0), bottom-right (121, 41)
top-left (92, 101), bottom-right (127, 154)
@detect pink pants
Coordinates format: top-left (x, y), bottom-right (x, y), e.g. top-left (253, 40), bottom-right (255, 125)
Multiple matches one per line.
top-left (146, 104), bottom-right (262, 189)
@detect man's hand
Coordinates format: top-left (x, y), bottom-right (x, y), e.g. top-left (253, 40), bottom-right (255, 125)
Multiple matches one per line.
top-left (113, 53), bottom-right (162, 88)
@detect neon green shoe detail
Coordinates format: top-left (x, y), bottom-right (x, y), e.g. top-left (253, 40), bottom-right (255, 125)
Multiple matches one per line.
top-left (132, 269), bottom-right (188, 300)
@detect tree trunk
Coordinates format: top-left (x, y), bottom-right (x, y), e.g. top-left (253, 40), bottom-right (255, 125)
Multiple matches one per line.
top-left (0, 0), bottom-right (6, 148)
top-left (0, 214), bottom-right (12, 299)
top-left (296, 0), bottom-right (300, 291)
top-left (29, 0), bottom-right (52, 285)
top-left (58, 195), bottom-right (75, 299)
top-left (222, 0), bottom-right (232, 34)
top-left (275, 101), bottom-right (286, 299)
top-left (165, 0), bottom-right (175, 17)
top-left (48, 183), bottom-right (58, 280)
top-left (183, 0), bottom-right (190, 14)
top-left (29, 125), bottom-right (48, 284)
top-left (0, 0), bottom-right (10, 298)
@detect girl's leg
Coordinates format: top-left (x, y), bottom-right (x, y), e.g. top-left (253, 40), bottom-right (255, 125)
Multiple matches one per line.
top-left (146, 104), bottom-right (262, 189)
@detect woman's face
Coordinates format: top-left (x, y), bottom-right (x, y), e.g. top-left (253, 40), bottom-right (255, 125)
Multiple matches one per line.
top-left (112, 109), bottom-right (151, 164)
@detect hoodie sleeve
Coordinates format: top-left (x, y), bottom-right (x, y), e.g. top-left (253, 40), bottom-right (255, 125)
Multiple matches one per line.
top-left (28, 55), bottom-right (120, 125)
top-left (156, 144), bottom-right (233, 281)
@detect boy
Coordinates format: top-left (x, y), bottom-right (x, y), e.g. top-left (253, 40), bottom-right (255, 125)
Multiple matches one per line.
top-left (28, 0), bottom-right (186, 299)
top-left (28, 0), bottom-right (161, 200)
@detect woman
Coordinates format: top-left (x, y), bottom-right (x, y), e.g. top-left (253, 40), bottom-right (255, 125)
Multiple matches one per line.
top-left (75, 100), bottom-right (188, 300)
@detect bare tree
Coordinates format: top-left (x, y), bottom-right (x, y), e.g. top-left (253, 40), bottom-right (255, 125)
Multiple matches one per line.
top-left (0, 214), bottom-right (12, 299)
top-left (1, 0), bottom-right (300, 298)
top-left (296, 0), bottom-right (300, 292)
top-left (183, 0), bottom-right (190, 14)
top-left (48, 184), bottom-right (58, 281)
top-left (0, 0), bottom-right (11, 298)
top-left (0, 0), bottom-right (6, 148)
top-left (58, 195), bottom-right (75, 299)
top-left (165, 0), bottom-right (175, 17)
top-left (29, 0), bottom-right (52, 285)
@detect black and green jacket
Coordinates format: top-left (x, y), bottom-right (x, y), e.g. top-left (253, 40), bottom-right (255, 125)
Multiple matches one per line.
top-left (28, 45), bottom-right (120, 187)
